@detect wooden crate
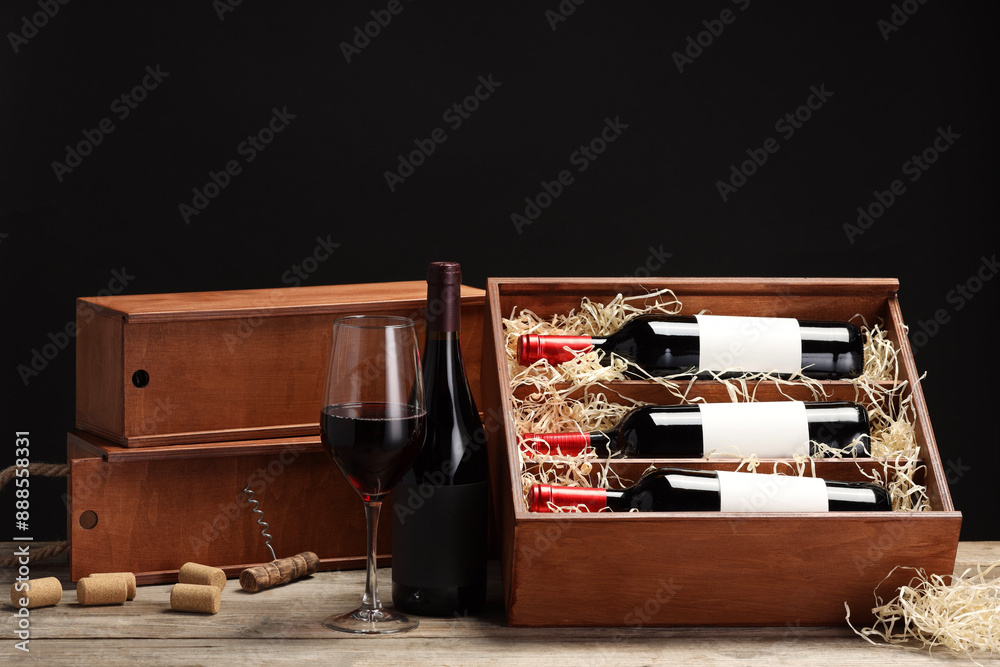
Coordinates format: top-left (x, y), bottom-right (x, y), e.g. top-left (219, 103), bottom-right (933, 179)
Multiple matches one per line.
top-left (76, 281), bottom-right (485, 447)
top-left (480, 278), bottom-right (961, 627)
top-left (67, 430), bottom-right (392, 584)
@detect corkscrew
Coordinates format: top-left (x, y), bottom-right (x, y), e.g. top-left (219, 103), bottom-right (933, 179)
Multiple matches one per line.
top-left (239, 484), bottom-right (318, 592)
top-left (242, 484), bottom-right (276, 560)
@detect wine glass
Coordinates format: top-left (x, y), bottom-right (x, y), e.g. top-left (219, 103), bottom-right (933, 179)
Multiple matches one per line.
top-left (320, 315), bottom-right (426, 634)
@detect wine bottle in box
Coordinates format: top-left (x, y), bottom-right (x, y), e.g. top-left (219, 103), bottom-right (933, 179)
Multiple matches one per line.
top-left (529, 467), bottom-right (892, 513)
top-left (522, 400), bottom-right (870, 458)
top-left (517, 313), bottom-right (864, 379)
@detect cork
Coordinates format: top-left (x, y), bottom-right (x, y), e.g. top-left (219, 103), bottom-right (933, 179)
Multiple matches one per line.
top-left (170, 583), bottom-right (221, 614)
top-left (90, 572), bottom-right (137, 600)
top-left (178, 562), bottom-right (226, 591)
top-left (77, 576), bottom-right (128, 606)
top-left (10, 577), bottom-right (62, 609)
top-left (240, 552), bottom-right (320, 592)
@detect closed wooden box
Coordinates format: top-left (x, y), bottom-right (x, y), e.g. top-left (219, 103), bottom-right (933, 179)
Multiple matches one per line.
top-left (67, 430), bottom-right (392, 583)
top-left (76, 281), bottom-right (485, 447)
top-left (480, 278), bottom-right (961, 627)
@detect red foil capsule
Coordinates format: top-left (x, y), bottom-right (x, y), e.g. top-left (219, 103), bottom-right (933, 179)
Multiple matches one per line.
top-left (521, 432), bottom-right (593, 457)
top-left (528, 484), bottom-right (608, 512)
top-left (517, 334), bottom-right (594, 365)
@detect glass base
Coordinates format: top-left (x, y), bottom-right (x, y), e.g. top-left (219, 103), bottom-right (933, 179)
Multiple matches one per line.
top-left (322, 606), bottom-right (419, 635)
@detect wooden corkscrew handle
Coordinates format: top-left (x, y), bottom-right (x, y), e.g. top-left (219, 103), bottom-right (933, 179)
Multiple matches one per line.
top-left (239, 552), bottom-right (319, 592)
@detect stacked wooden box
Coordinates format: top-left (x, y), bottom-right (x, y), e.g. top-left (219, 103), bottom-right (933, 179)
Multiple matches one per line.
top-left (480, 278), bottom-right (961, 627)
top-left (69, 282), bottom-right (485, 584)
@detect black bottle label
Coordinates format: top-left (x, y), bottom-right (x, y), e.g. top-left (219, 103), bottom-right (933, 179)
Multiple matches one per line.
top-left (391, 480), bottom-right (488, 588)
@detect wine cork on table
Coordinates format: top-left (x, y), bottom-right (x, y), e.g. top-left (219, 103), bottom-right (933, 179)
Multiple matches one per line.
top-left (170, 583), bottom-right (221, 614)
top-left (10, 577), bottom-right (62, 609)
top-left (240, 552), bottom-right (319, 592)
top-left (90, 572), bottom-right (137, 600)
top-left (178, 562), bottom-right (226, 591)
top-left (77, 577), bottom-right (128, 606)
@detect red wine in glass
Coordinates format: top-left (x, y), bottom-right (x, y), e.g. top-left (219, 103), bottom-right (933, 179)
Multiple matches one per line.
top-left (320, 314), bottom-right (425, 635)
top-left (321, 402), bottom-right (425, 502)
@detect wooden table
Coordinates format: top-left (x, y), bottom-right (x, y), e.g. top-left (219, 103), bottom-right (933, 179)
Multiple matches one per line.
top-left (2, 542), bottom-right (998, 665)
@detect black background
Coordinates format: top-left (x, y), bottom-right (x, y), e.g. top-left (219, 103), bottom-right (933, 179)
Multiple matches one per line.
top-left (2, 1), bottom-right (996, 541)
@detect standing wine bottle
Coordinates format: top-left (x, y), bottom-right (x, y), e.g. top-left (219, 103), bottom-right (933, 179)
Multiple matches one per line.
top-left (529, 468), bottom-right (892, 513)
top-left (392, 262), bottom-right (488, 616)
top-left (517, 314), bottom-right (864, 379)
top-left (523, 400), bottom-right (870, 458)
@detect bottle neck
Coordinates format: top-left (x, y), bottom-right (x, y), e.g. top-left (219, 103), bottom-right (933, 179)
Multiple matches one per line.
top-left (517, 334), bottom-right (602, 365)
top-left (422, 281), bottom-right (466, 395)
top-left (520, 432), bottom-right (614, 457)
top-left (604, 489), bottom-right (627, 511)
top-left (425, 275), bottom-right (462, 363)
top-left (528, 485), bottom-right (609, 512)
top-left (426, 281), bottom-right (461, 333)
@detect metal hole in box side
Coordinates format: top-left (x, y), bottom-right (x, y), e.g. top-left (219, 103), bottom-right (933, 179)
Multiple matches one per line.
top-left (132, 370), bottom-right (150, 388)
top-left (79, 510), bottom-right (98, 529)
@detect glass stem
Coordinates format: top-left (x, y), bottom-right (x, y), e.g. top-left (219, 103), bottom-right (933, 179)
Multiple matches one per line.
top-left (361, 500), bottom-right (382, 612)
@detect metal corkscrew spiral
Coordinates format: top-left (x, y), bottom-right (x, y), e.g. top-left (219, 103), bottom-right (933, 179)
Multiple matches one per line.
top-left (242, 484), bottom-right (276, 561)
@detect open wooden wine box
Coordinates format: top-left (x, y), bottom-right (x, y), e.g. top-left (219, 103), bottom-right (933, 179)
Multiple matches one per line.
top-left (76, 281), bottom-right (485, 446)
top-left (480, 277), bottom-right (961, 627)
top-left (69, 280), bottom-right (485, 582)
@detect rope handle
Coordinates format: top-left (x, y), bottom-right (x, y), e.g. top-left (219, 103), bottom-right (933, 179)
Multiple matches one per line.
top-left (1, 463), bottom-right (71, 567)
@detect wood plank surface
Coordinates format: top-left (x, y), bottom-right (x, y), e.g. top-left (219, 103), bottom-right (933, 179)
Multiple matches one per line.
top-left (2, 542), bottom-right (997, 665)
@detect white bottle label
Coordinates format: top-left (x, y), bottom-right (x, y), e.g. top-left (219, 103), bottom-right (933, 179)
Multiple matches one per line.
top-left (717, 471), bottom-right (829, 512)
top-left (695, 314), bottom-right (802, 374)
top-left (698, 401), bottom-right (810, 457)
